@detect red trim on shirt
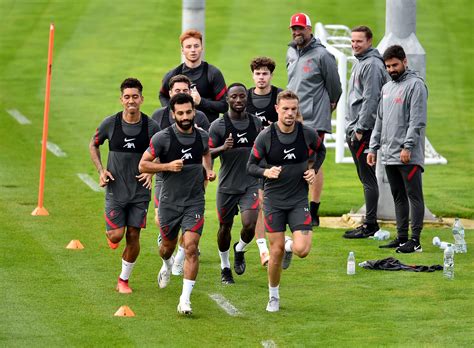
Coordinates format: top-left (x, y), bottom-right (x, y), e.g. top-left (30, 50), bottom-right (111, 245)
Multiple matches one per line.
top-left (215, 86), bottom-right (227, 101)
top-left (149, 139), bottom-right (156, 158)
top-left (94, 128), bottom-right (99, 146)
top-left (252, 145), bottom-right (261, 159)
top-left (407, 166), bottom-right (419, 181)
top-left (208, 137), bottom-right (215, 148)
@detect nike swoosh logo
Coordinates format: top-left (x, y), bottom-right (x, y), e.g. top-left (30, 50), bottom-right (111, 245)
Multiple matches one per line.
top-left (237, 132), bottom-right (247, 137)
top-left (283, 148), bottom-right (295, 154)
top-left (255, 111), bottom-right (265, 116)
top-left (181, 148), bottom-right (192, 153)
top-left (414, 245), bottom-right (421, 251)
top-left (124, 138), bottom-right (136, 142)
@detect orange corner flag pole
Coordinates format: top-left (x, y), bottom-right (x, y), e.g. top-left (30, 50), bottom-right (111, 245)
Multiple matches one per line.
top-left (32, 23), bottom-right (55, 216)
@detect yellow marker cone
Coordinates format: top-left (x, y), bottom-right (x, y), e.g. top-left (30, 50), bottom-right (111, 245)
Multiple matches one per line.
top-left (114, 305), bottom-right (135, 317)
top-left (66, 240), bottom-right (84, 249)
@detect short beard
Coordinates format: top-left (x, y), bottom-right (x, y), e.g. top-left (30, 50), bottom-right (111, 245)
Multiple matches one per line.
top-left (176, 120), bottom-right (193, 130)
top-left (390, 68), bottom-right (405, 81)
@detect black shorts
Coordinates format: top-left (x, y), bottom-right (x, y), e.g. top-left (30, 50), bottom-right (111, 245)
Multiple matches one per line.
top-left (263, 204), bottom-right (311, 233)
top-left (216, 185), bottom-right (259, 224)
top-left (158, 201), bottom-right (205, 241)
top-left (104, 199), bottom-right (149, 231)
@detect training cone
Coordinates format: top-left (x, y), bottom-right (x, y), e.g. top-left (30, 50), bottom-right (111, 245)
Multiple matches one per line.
top-left (31, 206), bottom-right (49, 216)
top-left (114, 305), bottom-right (135, 317)
top-left (66, 240), bottom-right (84, 249)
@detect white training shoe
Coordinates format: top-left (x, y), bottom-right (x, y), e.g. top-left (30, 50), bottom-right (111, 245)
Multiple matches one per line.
top-left (157, 256), bottom-right (174, 288)
top-left (177, 300), bottom-right (192, 315)
top-left (266, 296), bottom-right (280, 312)
top-left (172, 257), bottom-right (184, 276)
top-left (282, 236), bottom-right (293, 270)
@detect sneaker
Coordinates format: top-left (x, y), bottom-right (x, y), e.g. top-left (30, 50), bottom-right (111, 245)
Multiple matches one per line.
top-left (157, 256), bottom-right (174, 288)
top-left (379, 237), bottom-right (407, 249)
top-left (233, 242), bottom-right (246, 275)
top-left (396, 239), bottom-right (423, 253)
top-left (221, 267), bottom-right (235, 284)
top-left (177, 300), bottom-right (192, 315)
top-left (260, 251), bottom-right (270, 267)
top-left (106, 235), bottom-right (120, 249)
top-left (116, 278), bottom-right (132, 294)
top-left (172, 258), bottom-right (184, 276)
top-left (343, 224), bottom-right (379, 239)
top-left (266, 296), bottom-right (280, 312)
top-left (282, 236), bottom-right (293, 270)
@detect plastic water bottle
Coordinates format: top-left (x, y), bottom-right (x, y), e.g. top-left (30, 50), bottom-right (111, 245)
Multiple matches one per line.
top-left (452, 218), bottom-right (467, 253)
top-left (443, 244), bottom-right (454, 280)
top-left (347, 252), bottom-right (355, 275)
top-left (372, 230), bottom-right (390, 241)
top-left (432, 236), bottom-right (449, 250)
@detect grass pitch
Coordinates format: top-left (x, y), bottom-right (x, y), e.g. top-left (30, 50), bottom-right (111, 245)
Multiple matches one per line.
top-left (0, 0), bottom-right (473, 346)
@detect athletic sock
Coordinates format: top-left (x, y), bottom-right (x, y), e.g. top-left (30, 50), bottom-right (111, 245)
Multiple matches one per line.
top-left (256, 238), bottom-right (269, 254)
top-left (310, 201), bottom-right (320, 218)
top-left (219, 249), bottom-right (231, 269)
top-left (269, 284), bottom-right (280, 299)
top-left (175, 245), bottom-right (185, 264)
top-left (162, 256), bottom-right (173, 270)
top-left (284, 237), bottom-right (293, 252)
top-left (235, 237), bottom-right (248, 252)
top-left (180, 278), bottom-right (195, 303)
top-left (119, 259), bottom-right (136, 281)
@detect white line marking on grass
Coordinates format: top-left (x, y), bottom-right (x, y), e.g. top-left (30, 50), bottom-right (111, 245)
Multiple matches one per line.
top-left (261, 340), bottom-right (277, 348)
top-left (77, 173), bottom-right (104, 192)
top-left (6, 109), bottom-right (31, 125)
top-left (209, 293), bottom-right (241, 316)
top-left (41, 141), bottom-right (67, 157)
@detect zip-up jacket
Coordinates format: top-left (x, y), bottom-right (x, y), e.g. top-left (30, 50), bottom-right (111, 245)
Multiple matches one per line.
top-left (346, 47), bottom-right (389, 136)
top-left (286, 37), bottom-right (342, 133)
top-left (369, 69), bottom-right (428, 167)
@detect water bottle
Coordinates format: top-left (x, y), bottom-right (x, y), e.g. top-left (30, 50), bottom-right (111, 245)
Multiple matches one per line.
top-left (372, 230), bottom-right (390, 241)
top-left (443, 244), bottom-right (454, 280)
top-left (347, 252), bottom-right (355, 275)
top-left (432, 236), bottom-right (449, 250)
top-left (452, 218), bottom-right (467, 253)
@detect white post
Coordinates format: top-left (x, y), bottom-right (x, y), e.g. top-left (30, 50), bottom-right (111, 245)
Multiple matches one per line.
top-left (182, 0), bottom-right (206, 61)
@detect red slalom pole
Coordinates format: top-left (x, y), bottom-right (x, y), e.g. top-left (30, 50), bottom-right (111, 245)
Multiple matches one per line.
top-left (32, 23), bottom-right (55, 216)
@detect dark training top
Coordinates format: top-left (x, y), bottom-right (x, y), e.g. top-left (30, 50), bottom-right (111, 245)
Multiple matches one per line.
top-left (246, 86), bottom-right (282, 127)
top-left (209, 113), bottom-right (262, 194)
top-left (159, 61), bottom-right (228, 123)
top-left (247, 122), bottom-right (326, 209)
top-left (147, 124), bottom-right (209, 207)
top-left (94, 112), bottom-right (160, 203)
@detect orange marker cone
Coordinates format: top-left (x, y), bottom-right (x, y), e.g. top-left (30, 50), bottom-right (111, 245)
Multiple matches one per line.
top-left (114, 305), bottom-right (135, 317)
top-left (66, 240), bottom-right (84, 249)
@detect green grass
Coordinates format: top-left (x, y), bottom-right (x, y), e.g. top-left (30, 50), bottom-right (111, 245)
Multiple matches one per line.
top-left (1, 0), bottom-right (473, 346)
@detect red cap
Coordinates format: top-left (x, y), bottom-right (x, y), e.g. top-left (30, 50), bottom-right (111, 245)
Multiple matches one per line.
top-left (289, 13), bottom-right (312, 28)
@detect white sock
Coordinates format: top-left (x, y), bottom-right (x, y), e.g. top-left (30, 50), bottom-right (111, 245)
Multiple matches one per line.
top-left (162, 256), bottom-right (173, 269)
top-left (269, 284), bottom-right (279, 299)
top-left (285, 236), bottom-right (293, 252)
top-left (119, 259), bottom-right (135, 281)
top-left (235, 237), bottom-right (248, 252)
top-left (175, 245), bottom-right (185, 264)
top-left (219, 249), bottom-right (230, 269)
top-left (180, 278), bottom-right (195, 303)
top-left (256, 238), bottom-right (269, 254)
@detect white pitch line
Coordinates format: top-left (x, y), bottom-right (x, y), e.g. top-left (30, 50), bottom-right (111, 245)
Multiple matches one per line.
top-left (209, 293), bottom-right (241, 316)
top-left (6, 109), bottom-right (31, 125)
top-left (261, 340), bottom-right (277, 348)
top-left (77, 173), bottom-right (104, 192)
top-left (41, 141), bottom-right (67, 157)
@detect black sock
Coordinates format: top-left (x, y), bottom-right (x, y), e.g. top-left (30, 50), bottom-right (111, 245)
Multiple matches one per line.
top-left (310, 201), bottom-right (320, 218)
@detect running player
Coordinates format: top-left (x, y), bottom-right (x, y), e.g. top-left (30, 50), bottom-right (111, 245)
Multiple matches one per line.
top-left (139, 93), bottom-right (216, 315)
top-left (89, 78), bottom-right (160, 294)
top-left (247, 90), bottom-right (326, 312)
top-left (209, 83), bottom-right (262, 284)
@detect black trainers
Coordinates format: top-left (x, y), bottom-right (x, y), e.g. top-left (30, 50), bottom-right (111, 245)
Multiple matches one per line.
top-left (221, 267), bottom-right (235, 284)
top-left (396, 239), bottom-right (423, 253)
top-left (379, 237), bottom-right (407, 248)
top-left (233, 242), bottom-right (246, 275)
top-left (343, 224), bottom-right (379, 239)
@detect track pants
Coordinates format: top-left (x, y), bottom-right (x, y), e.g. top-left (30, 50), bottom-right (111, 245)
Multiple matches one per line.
top-left (385, 164), bottom-right (424, 239)
top-left (347, 131), bottom-right (379, 225)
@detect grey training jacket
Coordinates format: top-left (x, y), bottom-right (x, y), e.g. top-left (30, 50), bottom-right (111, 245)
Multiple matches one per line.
top-left (346, 47), bottom-right (390, 136)
top-left (287, 37), bottom-right (342, 133)
top-left (369, 70), bottom-right (428, 167)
